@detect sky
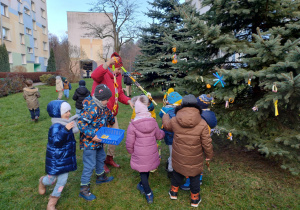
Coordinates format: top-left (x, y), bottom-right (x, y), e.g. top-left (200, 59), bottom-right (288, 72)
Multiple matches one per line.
top-left (47, 0), bottom-right (185, 39)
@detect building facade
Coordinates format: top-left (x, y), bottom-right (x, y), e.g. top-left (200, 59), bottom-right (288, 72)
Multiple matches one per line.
top-left (67, 11), bottom-right (114, 72)
top-left (0, 0), bottom-right (49, 72)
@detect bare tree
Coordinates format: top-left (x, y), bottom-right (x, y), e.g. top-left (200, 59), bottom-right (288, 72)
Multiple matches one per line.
top-left (120, 40), bottom-right (141, 72)
top-left (82, 0), bottom-right (139, 54)
top-left (97, 43), bottom-right (112, 62)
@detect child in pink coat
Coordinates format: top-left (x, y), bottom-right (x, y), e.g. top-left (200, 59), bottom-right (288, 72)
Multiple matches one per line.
top-left (126, 95), bottom-right (165, 204)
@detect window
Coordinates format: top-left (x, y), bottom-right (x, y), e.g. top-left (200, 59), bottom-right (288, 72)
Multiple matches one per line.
top-left (33, 20), bottom-right (37, 30)
top-left (41, 8), bottom-right (46, 19)
top-left (2, 28), bottom-right (10, 40)
top-left (19, 13), bottom-right (23, 24)
top-left (26, 27), bottom-right (32, 35)
top-left (34, 38), bottom-right (38, 48)
top-left (20, 33), bottom-right (25, 44)
top-left (44, 57), bottom-right (48, 66)
top-left (35, 56), bottom-right (39, 63)
top-left (28, 47), bottom-right (33, 53)
top-left (8, 52), bottom-right (13, 64)
top-left (24, 7), bottom-right (30, 16)
top-left (1, 4), bottom-right (9, 17)
top-left (43, 42), bottom-right (47, 51)
top-left (17, 0), bottom-right (23, 3)
top-left (22, 54), bottom-right (26, 64)
top-left (31, 1), bottom-right (35, 12)
top-left (42, 25), bottom-right (46, 34)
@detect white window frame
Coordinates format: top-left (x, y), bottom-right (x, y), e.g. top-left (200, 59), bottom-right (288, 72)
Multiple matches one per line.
top-left (24, 7), bottom-right (30, 16)
top-left (26, 27), bottom-right (32, 35)
top-left (2, 27), bottom-right (10, 40)
top-left (41, 8), bottom-right (46, 19)
top-left (28, 47), bottom-right (33, 54)
top-left (1, 4), bottom-right (9, 17)
top-left (43, 41), bottom-right (47, 51)
top-left (42, 25), bottom-right (46, 34)
top-left (34, 38), bottom-right (38, 48)
top-left (33, 20), bottom-right (37, 30)
top-left (20, 33), bottom-right (25, 44)
top-left (44, 57), bottom-right (48, 66)
top-left (8, 52), bottom-right (13, 64)
top-left (35, 56), bottom-right (39, 63)
top-left (22, 54), bottom-right (26, 64)
top-left (19, 12), bottom-right (23, 24)
top-left (31, 1), bottom-right (35, 12)
top-left (17, 0), bottom-right (23, 3)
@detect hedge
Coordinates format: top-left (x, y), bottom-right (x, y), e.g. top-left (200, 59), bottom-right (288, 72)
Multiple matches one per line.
top-left (0, 71), bottom-right (61, 83)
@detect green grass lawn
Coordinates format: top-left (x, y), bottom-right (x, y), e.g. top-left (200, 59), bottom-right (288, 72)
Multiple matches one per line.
top-left (0, 79), bottom-right (299, 209)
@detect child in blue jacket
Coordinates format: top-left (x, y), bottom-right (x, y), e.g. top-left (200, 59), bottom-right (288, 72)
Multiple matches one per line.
top-left (38, 100), bottom-right (79, 210)
top-left (159, 89), bottom-right (182, 177)
top-left (180, 94), bottom-right (217, 190)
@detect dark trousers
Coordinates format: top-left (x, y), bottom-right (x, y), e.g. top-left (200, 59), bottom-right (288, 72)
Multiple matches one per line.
top-left (172, 170), bottom-right (200, 194)
top-left (139, 172), bottom-right (151, 194)
top-left (29, 108), bottom-right (40, 119)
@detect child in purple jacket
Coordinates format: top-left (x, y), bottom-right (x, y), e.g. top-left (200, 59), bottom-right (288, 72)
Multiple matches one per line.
top-left (126, 95), bottom-right (165, 204)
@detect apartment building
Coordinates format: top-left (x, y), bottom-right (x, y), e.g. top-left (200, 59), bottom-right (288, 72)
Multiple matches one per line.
top-left (67, 11), bottom-right (114, 73)
top-left (0, 0), bottom-right (49, 72)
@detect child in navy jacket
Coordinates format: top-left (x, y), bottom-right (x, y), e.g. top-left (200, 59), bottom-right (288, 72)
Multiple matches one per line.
top-left (38, 100), bottom-right (79, 210)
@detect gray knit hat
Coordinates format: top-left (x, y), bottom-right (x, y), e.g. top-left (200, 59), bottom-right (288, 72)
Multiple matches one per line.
top-left (94, 84), bottom-right (112, 101)
top-left (182, 94), bottom-right (198, 106)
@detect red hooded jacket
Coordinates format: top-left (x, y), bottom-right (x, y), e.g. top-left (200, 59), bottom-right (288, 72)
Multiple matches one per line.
top-left (91, 64), bottom-right (130, 116)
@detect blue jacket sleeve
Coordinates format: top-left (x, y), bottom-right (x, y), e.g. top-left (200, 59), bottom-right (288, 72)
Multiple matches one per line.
top-left (49, 124), bottom-right (71, 147)
top-left (78, 108), bottom-right (97, 140)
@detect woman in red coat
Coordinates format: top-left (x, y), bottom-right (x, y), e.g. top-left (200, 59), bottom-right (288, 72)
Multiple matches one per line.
top-left (91, 52), bottom-right (134, 170)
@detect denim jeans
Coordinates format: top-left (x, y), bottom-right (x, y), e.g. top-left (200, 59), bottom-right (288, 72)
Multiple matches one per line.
top-left (29, 107), bottom-right (40, 120)
top-left (64, 89), bottom-right (69, 99)
top-left (42, 173), bottom-right (69, 197)
top-left (81, 148), bottom-right (106, 185)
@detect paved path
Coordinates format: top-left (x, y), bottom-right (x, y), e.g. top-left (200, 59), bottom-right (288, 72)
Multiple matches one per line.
top-left (33, 82), bottom-right (46, 86)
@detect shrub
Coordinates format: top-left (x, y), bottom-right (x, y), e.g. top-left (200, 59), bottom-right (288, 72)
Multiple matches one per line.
top-left (39, 74), bottom-right (53, 83)
top-left (0, 74), bottom-right (25, 97)
top-left (11, 65), bottom-right (27, 72)
top-left (0, 71), bottom-right (61, 82)
top-left (47, 75), bottom-right (56, 86)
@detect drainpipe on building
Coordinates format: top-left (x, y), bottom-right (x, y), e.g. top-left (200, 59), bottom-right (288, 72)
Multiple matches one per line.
top-left (0, 0), bottom-right (3, 45)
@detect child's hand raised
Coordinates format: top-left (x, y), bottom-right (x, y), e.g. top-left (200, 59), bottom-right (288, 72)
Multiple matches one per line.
top-left (65, 122), bottom-right (74, 130)
top-left (92, 136), bottom-right (102, 143)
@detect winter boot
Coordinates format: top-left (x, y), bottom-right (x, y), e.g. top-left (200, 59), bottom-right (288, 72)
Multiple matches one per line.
top-left (145, 191), bottom-right (154, 204)
top-left (104, 164), bottom-right (110, 173)
top-left (79, 185), bottom-right (96, 201)
top-left (169, 186), bottom-right (179, 200)
top-left (104, 155), bottom-right (120, 168)
top-left (96, 173), bottom-right (114, 184)
top-left (38, 176), bottom-right (46, 195)
top-left (191, 192), bottom-right (201, 207)
top-left (47, 195), bottom-right (60, 210)
top-left (137, 183), bottom-right (145, 195)
top-left (180, 177), bottom-right (190, 191)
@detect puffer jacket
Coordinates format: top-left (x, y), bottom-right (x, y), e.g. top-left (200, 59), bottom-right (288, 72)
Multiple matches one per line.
top-left (162, 107), bottom-right (213, 177)
top-left (126, 118), bottom-right (165, 172)
top-left (46, 100), bottom-right (77, 175)
top-left (72, 86), bottom-right (90, 109)
top-left (23, 87), bottom-right (40, 110)
top-left (91, 64), bottom-right (130, 116)
top-left (159, 106), bottom-right (176, 145)
top-left (201, 110), bottom-right (217, 129)
top-left (78, 96), bottom-right (115, 150)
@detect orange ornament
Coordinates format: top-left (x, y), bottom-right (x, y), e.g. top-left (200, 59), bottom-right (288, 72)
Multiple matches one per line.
top-left (172, 59), bottom-right (178, 64)
top-left (172, 47), bottom-right (176, 53)
top-left (206, 84), bottom-right (211, 89)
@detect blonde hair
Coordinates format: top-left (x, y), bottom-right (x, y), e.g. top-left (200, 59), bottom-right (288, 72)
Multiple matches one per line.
top-left (131, 95), bottom-right (149, 106)
top-left (25, 79), bottom-right (33, 87)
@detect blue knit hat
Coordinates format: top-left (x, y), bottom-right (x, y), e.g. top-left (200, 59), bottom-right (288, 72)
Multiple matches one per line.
top-left (167, 92), bottom-right (182, 105)
top-left (197, 94), bottom-right (213, 109)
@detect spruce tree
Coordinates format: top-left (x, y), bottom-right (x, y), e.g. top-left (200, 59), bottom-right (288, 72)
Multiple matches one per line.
top-left (47, 48), bottom-right (56, 72)
top-left (0, 44), bottom-right (10, 72)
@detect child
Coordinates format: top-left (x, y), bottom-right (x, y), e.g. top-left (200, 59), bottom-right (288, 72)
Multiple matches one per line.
top-left (163, 94), bottom-right (213, 208)
top-left (72, 80), bottom-right (90, 115)
top-left (131, 95), bottom-right (156, 119)
top-left (63, 78), bottom-right (72, 99)
top-left (159, 88), bottom-right (182, 176)
top-left (38, 100), bottom-right (79, 210)
top-left (123, 73), bottom-right (132, 97)
top-left (180, 94), bottom-right (217, 190)
top-left (23, 79), bottom-right (40, 122)
top-left (126, 95), bottom-right (165, 204)
top-left (56, 76), bottom-right (63, 100)
top-left (78, 84), bottom-right (115, 201)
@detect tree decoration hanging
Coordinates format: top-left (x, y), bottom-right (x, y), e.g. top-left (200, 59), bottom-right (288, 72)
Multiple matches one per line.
top-left (213, 72), bottom-right (226, 87)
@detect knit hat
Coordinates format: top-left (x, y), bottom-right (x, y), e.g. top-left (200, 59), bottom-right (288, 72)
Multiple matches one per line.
top-left (167, 92), bottom-right (182, 105)
top-left (197, 94), bottom-right (213, 109)
top-left (79, 80), bottom-right (86, 86)
top-left (109, 52), bottom-right (123, 68)
top-left (182, 94), bottom-right (198, 106)
top-left (60, 102), bottom-right (71, 115)
top-left (94, 84), bottom-right (112, 101)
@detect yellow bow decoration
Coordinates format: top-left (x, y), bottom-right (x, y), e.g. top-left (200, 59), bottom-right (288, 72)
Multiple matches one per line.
top-left (274, 99), bottom-right (279, 116)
